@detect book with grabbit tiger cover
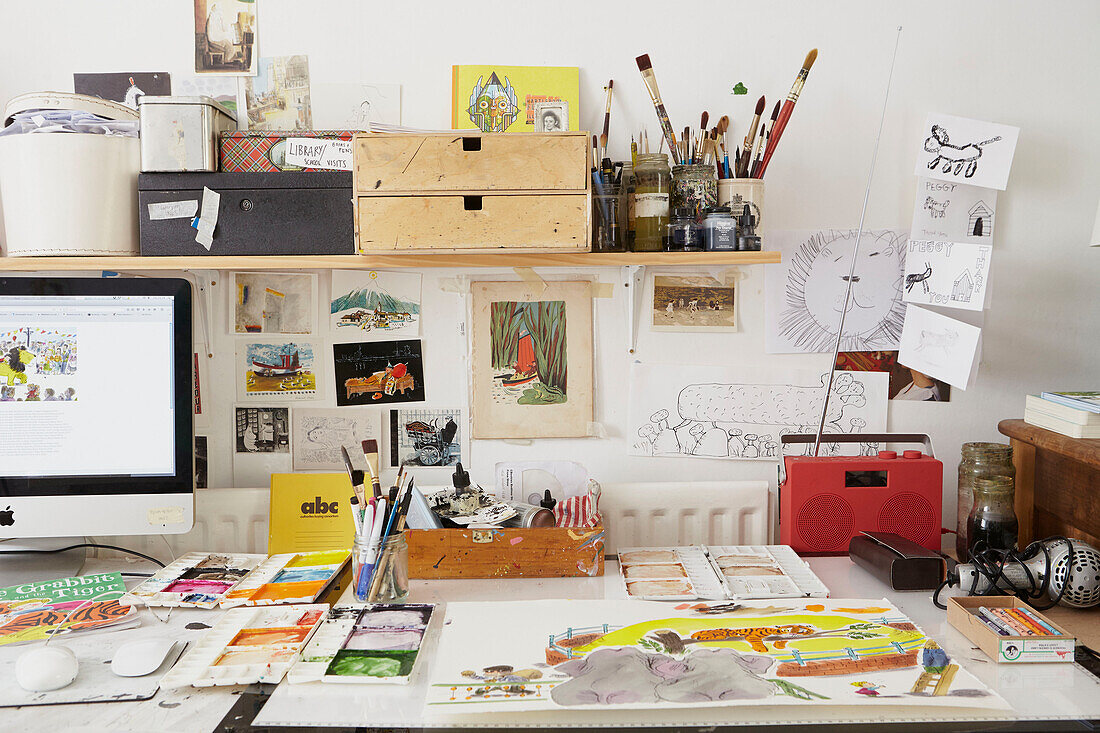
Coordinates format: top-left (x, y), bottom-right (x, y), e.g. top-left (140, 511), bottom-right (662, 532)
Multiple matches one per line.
top-left (0, 572), bottom-right (138, 646)
top-left (451, 65), bottom-right (579, 133)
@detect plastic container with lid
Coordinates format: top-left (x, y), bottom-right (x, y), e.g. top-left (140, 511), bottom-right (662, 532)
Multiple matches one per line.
top-left (138, 95), bottom-right (236, 172)
top-left (703, 206), bottom-right (738, 251)
top-left (0, 92), bottom-right (140, 257)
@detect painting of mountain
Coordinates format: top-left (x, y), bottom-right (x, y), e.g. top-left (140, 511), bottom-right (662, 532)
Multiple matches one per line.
top-left (330, 270), bottom-right (422, 338)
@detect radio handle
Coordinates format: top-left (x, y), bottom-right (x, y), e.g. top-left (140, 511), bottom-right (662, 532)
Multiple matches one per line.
top-left (779, 432), bottom-right (935, 458)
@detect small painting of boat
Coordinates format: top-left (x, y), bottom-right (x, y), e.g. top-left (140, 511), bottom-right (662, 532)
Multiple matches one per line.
top-left (252, 350), bottom-right (302, 377)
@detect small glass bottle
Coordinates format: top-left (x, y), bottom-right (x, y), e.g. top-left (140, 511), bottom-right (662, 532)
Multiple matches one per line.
top-left (670, 163), bottom-right (718, 219)
top-left (957, 442), bottom-right (1015, 559)
top-left (967, 476), bottom-right (1019, 553)
top-left (592, 182), bottom-right (624, 252)
top-left (633, 153), bottom-right (671, 252)
top-left (667, 207), bottom-right (701, 251)
top-left (703, 207), bottom-right (738, 251)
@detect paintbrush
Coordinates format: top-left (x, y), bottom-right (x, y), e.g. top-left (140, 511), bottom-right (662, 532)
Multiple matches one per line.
top-left (738, 96), bottom-right (765, 177)
top-left (757, 48), bottom-right (818, 179)
top-left (361, 439), bottom-right (383, 499)
top-left (694, 111), bottom-right (709, 164)
top-left (750, 122), bottom-right (766, 178)
top-left (340, 446), bottom-right (366, 507)
top-left (635, 54), bottom-right (681, 164)
top-left (601, 80), bottom-right (614, 153)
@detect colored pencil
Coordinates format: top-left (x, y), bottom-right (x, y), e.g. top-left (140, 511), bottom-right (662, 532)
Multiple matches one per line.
top-left (975, 607), bottom-right (1010, 636)
top-left (1015, 607), bottom-right (1062, 636)
top-left (738, 96), bottom-right (765, 177)
top-left (1005, 607), bottom-right (1056, 636)
top-left (757, 48), bottom-right (818, 179)
top-left (990, 608), bottom-right (1035, 636)
top-left (978, 607), bottom-right (1016, 635)
top-left (635, 54), bottom-right (681, 164)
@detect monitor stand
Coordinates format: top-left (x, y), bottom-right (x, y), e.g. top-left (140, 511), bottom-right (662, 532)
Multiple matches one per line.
top-left (0, 537), bottom-right (87, 587)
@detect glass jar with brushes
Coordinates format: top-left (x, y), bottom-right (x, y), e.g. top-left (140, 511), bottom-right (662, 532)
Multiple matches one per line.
top-left (592, 182), bottom-right (625, 252)
top-left (957, 442), bottom-right (1015, 559)
top-left (632, 153), bottom-right (671, 252)
top-left (352, 530), bottom-right (409, 603)
top-left (671, 164), bottom-right (717, 220)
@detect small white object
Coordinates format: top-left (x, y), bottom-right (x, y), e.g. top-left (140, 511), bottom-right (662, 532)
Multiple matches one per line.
top-left (1091, 198), bottom-right (1100, 247)
top-left (110, 638), bottom-right (182, 677)
top-left (194, 186), bottom-right (220, 249)
top-left (15, 645), bottom-right (79, 692)
top-left (148, 199), bottom-right (199, 220)
top-left (283, 138), bottom-right (352, 171)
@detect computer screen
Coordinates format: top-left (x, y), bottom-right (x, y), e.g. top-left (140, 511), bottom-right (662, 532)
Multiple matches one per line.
top-left (0, 277), bottom-right (193, 538)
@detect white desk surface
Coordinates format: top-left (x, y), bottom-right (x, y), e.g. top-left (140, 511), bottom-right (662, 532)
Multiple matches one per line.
top-left (6, 557), bottom-right (1100, 732)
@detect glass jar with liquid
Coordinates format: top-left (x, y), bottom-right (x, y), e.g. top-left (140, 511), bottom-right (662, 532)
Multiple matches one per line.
top-left (957, 442), bottom-right (1015, 559)
top-left (967, 476), bottom-right (1019, 553)
top-left (632, 153), bottom-right (670, 252)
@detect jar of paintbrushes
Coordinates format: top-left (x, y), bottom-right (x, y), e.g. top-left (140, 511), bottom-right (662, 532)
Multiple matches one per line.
top-left (632, 153), bottom-right (670, 251)
top-left (670, 164), bottom-right (717, 221)
top-left (592, 182), bottom-right (626, 252)
top-left (353, 530), bottom-right (409, 603)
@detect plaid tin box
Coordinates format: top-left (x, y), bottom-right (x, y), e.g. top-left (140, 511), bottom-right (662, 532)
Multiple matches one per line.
top-left (219, 130), bottom-right (355, 172)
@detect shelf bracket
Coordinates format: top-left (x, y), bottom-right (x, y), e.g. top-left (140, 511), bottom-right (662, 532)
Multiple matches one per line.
top-left (622, 265), bottom-right (646, 354)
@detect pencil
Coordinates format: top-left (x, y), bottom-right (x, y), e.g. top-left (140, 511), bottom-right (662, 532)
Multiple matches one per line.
top-left (1015, 607), bottom-right (1062, 636)
top-left (1005, 607), bottom-right (1055, 636)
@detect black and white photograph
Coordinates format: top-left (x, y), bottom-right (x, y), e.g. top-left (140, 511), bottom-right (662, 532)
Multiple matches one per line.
top-left (234, 406), bottom-right (290, 453)
top-left (531, 101), bottom-right (568, 133)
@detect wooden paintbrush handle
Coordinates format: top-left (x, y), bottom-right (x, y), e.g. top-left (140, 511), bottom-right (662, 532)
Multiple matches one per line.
top-left (756, 103), bottom-right (794, 179)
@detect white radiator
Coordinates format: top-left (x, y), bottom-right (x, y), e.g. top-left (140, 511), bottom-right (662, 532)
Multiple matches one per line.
top-left (94, 481), bottom-right (771, 563)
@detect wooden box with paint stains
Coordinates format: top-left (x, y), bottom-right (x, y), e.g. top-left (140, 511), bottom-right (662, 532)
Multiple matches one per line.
top-left (406, 525), bottom-right (605, 579)
top-left (352, 132), bottom-right (591, 253)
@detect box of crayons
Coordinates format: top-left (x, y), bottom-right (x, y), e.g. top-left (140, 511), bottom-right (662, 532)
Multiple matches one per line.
top-left (947, 596), bottom-right (1075, 663)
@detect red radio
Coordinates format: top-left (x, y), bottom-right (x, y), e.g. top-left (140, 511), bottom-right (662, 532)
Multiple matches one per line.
top-left (779, 434), bottom-right (943, 554)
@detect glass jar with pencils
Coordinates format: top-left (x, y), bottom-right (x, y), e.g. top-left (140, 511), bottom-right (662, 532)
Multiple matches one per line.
top-left (670, 163), bottom-right (717, 220)
top-left (967, 476), bottom-right (1019, 554)
top-left (957, 442), bottom-right (1015, 559)
top-left (352, 530), bottom-right (409, 603)
top-left (632, 153), bottom-right (671, 252)
top-left (592, 182), bottom-right (625, 252)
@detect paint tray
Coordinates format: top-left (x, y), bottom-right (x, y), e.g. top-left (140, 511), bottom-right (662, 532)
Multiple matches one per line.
top-left (617, 546), bottom-right (724, 600)
top-left (287, 603), bottom-right (437, 685)
top-left (121, 552), bottom-right (266, 609)
top-left (221, 549), bottom-right (351, 608)
top-left (706, 544), bottom-right (829, 599)
top-left (159, 604), bottom-right (327, 688)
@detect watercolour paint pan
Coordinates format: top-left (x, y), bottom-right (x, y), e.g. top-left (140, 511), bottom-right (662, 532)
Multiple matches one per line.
top-left (221, 550), bottom-right (351, 608)
top-left (159, 605), bottom-right (326, 689)
top-left (617, 546), bottom-right (724, 601)
top-left (706, 545), bottom-right (829, 600)
top-left (286, 603), bottom-right (436, 685)
top-left (121, 552), bottom-right (266, 609)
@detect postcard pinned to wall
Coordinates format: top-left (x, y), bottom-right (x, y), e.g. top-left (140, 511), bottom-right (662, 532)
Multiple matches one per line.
top-left (292, 408), bottom-right (380, 471)
top-left (333, 339), bottom-right (425, 407)
top-left (911, 178), bottom-right (997, 244)
top-left (175, 76), bottom-right (241, 116)
top-left (628, 363), bottom-right (888, 460)
top-left (470, 281), bottom-right (594, 439)
top-left (763, 229), bottom-right (908, 354)
top-left (652, 275), bottom-right (736, 332)
top-left (834, 351), bottom-right (951, 402)
top-left (194, 0), bottom-right (257, 76)
top-left (244, 56), bottom-right (311, 131)
top-left (330, 270), bottom-right (421, 338)
top-left (237, 341), bottom-right (319, 401)
top-left (233, 406), bottom-right (291, 489)
top-left (914, 113), bottom-right (1019, 191)
top-left (903, 241), bottom-right (991, 312)
top-left (898, 305), bottom-right (982, 390)
top-left (311, 83), bottom-right (401, 129)
top-left (389, 408), bottom-right (462, 469)
top-left (232, 272), bottom-right (315, 335)
top-left (73, 72), bottom-right (171, 108)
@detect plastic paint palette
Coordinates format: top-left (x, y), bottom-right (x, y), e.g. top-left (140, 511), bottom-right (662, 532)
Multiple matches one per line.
top-left (221, 549), bottom-right (351, 608)
top-left (617, 546), bottom-right (725, 600)
top-left (122, 552), bottom-right (266, 609)
top-left (287, 603), bottom-right (436, 685)
top-left (707, 545), bottom-right (829, 600)
top-left (159, 604), bottom-right (327, 688)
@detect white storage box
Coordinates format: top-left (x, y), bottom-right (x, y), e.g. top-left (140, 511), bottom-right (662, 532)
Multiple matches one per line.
top-left (0, 92), bottom-right (140, 257)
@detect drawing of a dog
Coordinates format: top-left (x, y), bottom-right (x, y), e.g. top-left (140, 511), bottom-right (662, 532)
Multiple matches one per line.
top-left (923, 197), bottom-right (949, 218)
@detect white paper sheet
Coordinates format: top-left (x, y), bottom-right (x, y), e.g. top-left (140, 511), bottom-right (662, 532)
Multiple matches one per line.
top-left (330, 270), bottom-right (421, 338)
top-left (898, 305), bottom-right (982, 390)
top-left (763, 229), bottom-right (908, 354)
top-left (628, 363), bottom-right (888, 460)
top-left (911, 178), bottom-right (997, 244)
top-left (310, 82), bottom-right (401, 130)
top-left (494, 460), bottom-right (589, 503)
top-left (903, 241), bottom-right (992, 312)
top-left (292, 408), bottom-right (381, 471)
top-left (914, 113), bottom-right (1020, 191)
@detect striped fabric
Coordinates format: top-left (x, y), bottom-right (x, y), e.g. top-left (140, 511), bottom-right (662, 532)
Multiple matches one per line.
top-left (554, 480), bottom-right (602, 528)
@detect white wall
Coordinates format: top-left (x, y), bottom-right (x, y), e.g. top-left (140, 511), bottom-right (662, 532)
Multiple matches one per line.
top-left (2, 1), bottom-right (1098, 543)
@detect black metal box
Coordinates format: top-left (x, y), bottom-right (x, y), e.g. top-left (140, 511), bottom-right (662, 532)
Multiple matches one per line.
top-left (138, 171), bottom-right (353, 256)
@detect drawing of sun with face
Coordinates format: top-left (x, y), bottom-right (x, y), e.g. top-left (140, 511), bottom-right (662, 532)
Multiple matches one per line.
top-left (779, 230), bottom-right (906, 353)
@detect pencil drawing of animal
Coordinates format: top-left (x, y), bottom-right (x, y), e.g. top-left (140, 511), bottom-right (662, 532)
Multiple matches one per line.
top-left (905, 264), bottom-right (933, 294)
top-left (923, 197), bottom-right (949, 218)
top-left (914, 329), bottom-right (959, 361)
top-left (923, 125), bottom-right (1002, 179)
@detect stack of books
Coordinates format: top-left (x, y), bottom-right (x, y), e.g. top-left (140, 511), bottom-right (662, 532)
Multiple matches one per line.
top-left (1024, 392), bottom-right (1100, 438)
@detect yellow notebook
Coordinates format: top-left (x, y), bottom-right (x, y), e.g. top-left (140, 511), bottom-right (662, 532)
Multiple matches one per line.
top-left (268, 473), bottom-right (355, 554)
top-left (452, 65), bottom-right (580, 133)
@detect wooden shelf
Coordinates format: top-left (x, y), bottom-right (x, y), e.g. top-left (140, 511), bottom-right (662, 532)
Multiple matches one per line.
top-left (0, 251), bottom-right (780, 271)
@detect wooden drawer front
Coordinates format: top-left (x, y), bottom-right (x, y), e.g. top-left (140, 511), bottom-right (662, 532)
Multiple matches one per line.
top-left (407, 526), bottom-right (605, 579)
top-left (357, 194), bottom-right (589, 251)
top-left (354, 134), bottom-right (588, 193)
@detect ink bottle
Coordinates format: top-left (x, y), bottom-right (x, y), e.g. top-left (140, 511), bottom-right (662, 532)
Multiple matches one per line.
top-left (667, 207), bottom-right (701, 251)
top-left (703, 206), bottom-right (738, 251)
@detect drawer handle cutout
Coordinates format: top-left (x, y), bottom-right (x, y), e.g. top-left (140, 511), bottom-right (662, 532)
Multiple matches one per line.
top-left (462, 137), bottom-right (482, 152)
top-left (463, 196), bottom-right (483, 211)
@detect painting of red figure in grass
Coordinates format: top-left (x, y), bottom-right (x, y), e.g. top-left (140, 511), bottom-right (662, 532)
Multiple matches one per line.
top-left (489, 300), bottom-right (567, 406)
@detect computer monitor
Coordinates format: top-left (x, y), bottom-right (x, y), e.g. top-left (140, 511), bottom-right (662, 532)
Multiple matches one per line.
top-left (0, 276), bottom-right (194, 544)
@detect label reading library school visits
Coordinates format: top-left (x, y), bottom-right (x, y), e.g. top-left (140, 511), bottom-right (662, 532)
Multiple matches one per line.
top-left (284, 138), bottom-right (353, 171)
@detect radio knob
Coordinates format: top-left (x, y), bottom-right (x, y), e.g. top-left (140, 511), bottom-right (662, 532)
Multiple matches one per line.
top-left (903, 450), bottom-right (922, 459)
top-left (877, 450), bottom-right (897, 460)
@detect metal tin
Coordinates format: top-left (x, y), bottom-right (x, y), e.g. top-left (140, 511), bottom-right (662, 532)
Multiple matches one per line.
top-left (501, 501), bottom-right (557, 528)
top-left (138, 95), bottom-right (236, 172)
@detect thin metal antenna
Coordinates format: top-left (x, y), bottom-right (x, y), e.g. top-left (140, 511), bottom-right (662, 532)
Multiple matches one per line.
top-left (813, 26), bottom-right (903, 457)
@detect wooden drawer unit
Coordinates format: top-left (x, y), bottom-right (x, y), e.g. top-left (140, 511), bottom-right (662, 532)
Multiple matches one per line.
top-left (353, 132), bottom-right (591, 253)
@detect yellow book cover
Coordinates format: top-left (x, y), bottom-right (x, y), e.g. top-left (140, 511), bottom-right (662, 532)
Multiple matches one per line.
top-left (452, 65), bottom-right (579, 133)
top-left (269, 473), bottom-right (355, 554)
